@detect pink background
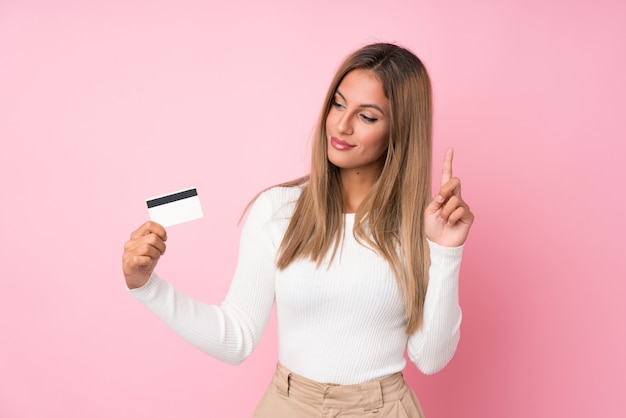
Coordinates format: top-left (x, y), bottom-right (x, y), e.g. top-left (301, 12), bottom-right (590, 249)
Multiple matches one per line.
top-left (1, 0), bottom-right (624, 416)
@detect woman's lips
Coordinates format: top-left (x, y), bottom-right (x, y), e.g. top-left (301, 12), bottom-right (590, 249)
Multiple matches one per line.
top-left (330, 136), bottom-right (355, 151)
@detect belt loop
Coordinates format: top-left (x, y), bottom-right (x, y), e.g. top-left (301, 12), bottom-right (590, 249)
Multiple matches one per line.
top-left (274, 365), bottom-right (292, 398)
top-left (362, 381), bottom-right (383, 412)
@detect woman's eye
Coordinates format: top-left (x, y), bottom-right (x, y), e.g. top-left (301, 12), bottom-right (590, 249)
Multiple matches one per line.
top-left (360, 114), bottom-right (378, 123)
top-left (331, 100), bottom-right (344, 109)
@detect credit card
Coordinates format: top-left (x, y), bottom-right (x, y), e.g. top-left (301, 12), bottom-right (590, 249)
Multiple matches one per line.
top-left (146, 188), bottom-right (203, 227)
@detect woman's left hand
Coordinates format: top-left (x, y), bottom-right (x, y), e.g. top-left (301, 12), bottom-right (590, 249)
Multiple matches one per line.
top-left (425, 148), bottom-right (474, 247)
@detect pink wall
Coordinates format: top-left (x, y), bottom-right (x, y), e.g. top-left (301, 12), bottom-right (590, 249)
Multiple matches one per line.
top-left (1, 0), bottom-right (624, 416)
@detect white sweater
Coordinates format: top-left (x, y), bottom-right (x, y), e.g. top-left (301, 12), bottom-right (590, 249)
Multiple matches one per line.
top-left (130, 186), bottom-right (463, 385)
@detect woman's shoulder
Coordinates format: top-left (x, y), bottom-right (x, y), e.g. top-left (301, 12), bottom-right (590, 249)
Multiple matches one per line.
top-left (257, 184), bottom-right (303, 216)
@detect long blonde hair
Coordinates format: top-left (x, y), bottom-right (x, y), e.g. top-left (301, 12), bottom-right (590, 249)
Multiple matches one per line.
top-left (270, 43), bottom-right (432, 334)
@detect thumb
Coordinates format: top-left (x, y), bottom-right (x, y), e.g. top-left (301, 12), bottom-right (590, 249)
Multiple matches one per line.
top-left (425, 193), bottom-right (445, 215)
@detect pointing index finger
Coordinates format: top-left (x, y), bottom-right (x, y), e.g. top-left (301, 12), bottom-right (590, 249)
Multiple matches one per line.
top-left (441, 147), bottom-right (454, 185)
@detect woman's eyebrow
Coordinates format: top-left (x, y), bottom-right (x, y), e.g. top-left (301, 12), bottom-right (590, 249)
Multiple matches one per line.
top-left (335, 89), bottom-right (385, 115)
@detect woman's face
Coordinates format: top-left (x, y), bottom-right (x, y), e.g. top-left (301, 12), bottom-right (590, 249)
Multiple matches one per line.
top-left (326, 69), bottom-right (390, 175)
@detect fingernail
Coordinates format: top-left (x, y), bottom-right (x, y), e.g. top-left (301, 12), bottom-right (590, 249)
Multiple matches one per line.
top-left (437, 195), bottom-right (444, 202)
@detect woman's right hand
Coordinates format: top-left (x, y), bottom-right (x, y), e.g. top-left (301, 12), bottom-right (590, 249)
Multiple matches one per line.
top-left (122, 221), bottom-right (168, 289)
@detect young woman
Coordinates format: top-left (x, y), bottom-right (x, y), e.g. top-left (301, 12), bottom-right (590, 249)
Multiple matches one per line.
top-left (122, 43), bottom-right (474, 417)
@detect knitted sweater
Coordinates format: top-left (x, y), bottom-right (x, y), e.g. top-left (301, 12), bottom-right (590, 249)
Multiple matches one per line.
top-left (130, 186), bottom-right (463, 385)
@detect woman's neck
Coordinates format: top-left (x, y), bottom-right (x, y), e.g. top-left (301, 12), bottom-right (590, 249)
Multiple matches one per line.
top-left (339, 168), bottom-right (379, 213)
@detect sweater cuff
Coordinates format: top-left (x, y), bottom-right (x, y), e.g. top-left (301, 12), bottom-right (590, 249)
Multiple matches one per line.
top-left (427, 239), bottom-right (464, 259)
top-left (427, 239), bottom-right (464, 286)
top-left (127, 272), bottom-right (162, 302)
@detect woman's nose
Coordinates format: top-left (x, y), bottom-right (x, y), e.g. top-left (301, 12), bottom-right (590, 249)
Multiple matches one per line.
top-left (337, 112), bottom-right (353, 135)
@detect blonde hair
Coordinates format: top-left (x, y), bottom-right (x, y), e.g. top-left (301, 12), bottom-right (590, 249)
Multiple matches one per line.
top-left (264, 43), bottom-right (432, 334)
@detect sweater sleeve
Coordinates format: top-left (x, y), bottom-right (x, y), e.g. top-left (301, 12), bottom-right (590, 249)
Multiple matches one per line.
top-left (406, 240), bottom-right (463, 374)
top-left (127, 192), bottom-right (277, 365)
